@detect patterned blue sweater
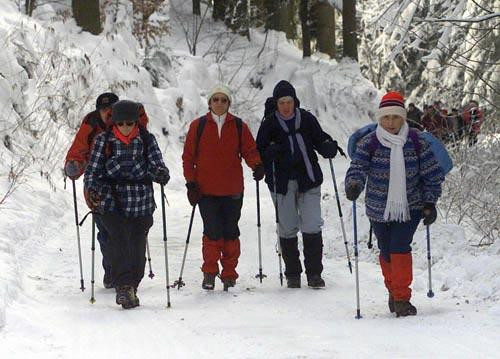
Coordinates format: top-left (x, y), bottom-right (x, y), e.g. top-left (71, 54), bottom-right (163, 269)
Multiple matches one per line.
top-left (345, 131), bottom-right (444, 222)
top-left (84, 129), bottom-right (167, 217)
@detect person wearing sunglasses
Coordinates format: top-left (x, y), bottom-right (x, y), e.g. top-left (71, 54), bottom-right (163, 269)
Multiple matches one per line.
top-left (182, 84), bottom-right (264, 291)
top-left (84, 100), bottom-right (170, 309)
top-left (64, 94), bottom-right (150, 290)
top-left (64, 92), bottom-right (119, 289)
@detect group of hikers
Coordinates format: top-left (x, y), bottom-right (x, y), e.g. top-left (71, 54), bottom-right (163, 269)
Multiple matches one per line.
top-left (65, 81), bottom-right (446, 318)
top-left (407, 100), bottom-right (484, 147)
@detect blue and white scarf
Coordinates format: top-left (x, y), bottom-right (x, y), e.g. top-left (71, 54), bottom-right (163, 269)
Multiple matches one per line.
top-left (275, 109), bottom-right (315, 182)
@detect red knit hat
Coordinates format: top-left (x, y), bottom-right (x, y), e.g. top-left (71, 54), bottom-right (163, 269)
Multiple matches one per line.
top-left (376, 91), bottom-right (407, 121)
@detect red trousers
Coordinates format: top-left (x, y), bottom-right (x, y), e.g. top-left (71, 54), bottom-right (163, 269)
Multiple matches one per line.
top-left (379, 253), bottom-right (413, 301)
top-left (201, 235), bottom-right (240, 280)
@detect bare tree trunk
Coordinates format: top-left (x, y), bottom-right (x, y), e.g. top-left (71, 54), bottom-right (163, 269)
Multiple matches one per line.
top-left (213, 0), bottom-right (226, 21)
top-left (25, 0), bottom-right (36, 16)
top-left (343, 0), bottom-right (358, 60)
top-left (264, 0), bottom-right (280, 31)
top-left (311, 1), bottom-right (335, 58)
top-left (72, 0), bottom-right (101, 35)
top-left (299, 0), bottom-right (311, 58)
top-left (193, 0), bottom-right (201, 15)
top-left (285, 0), bottom-right (298, 40)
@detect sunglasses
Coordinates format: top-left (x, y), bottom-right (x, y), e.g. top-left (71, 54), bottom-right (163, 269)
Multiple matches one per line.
top-left (212, 97), bottom-right (228, 104)
top-left (116, 122), bottom-right (136, 127)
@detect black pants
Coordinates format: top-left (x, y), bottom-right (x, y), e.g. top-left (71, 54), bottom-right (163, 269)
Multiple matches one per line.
top-left (94, 215), bottom-right (111, 276)
top-left (98, 213), bottom-right (153, 288)
top-left (198, 194), bottom-right (243, 239)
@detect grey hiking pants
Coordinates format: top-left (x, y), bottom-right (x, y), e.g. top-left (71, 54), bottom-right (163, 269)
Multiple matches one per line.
top-left (271, 180), bottom-right (324, 238)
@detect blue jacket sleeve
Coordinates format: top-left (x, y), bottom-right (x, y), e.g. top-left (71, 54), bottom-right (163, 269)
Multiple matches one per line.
top-left (84, 133), bottom-right (107, 196)
top-left (145, 134), bottom-right (168, 181)
top-left (417, 135), bottom-right (444, 204)
top-left (344, 134), bottom-right (372, 192)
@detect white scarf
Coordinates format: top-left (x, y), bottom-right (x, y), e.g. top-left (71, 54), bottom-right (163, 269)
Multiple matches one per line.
top-left (376, 122), bottom-right (410, 222)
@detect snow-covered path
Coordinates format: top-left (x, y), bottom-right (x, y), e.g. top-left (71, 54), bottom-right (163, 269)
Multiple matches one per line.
top-left (1, 159), bottom-right (499, 359)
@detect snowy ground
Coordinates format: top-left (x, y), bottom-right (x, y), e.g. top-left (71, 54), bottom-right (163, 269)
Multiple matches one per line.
top-left (1, 158), bottom-right (499, 359)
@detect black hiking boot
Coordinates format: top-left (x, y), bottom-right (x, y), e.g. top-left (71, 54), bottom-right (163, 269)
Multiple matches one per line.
top-left (115, 285), bottom-right (140, 309)
top-left (286, 275), bottom-right (301, 288)
top-left (103, 272), bottom-right (113, 289)
top-left (307, 274), bottom-right (325, 289)
top-left (222, 278), bottom-right (236, 291)
top-left (202, 273), bottom-right (216, 290)
top-left (388, 294), bottom-right (395, 313)
top-left (394, 300), bottom-right (417, 317)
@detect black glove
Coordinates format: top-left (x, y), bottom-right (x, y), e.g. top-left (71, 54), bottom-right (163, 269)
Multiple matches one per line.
top-left (186, 182), bottom-right (201, 206)
top-left (65, 160), bottom-right (83, 180)
top-left (320, 140), bottom-right (338, 159)
top-left (155, 167), bottom-right (170, 185)
top-left (253, 163), bottom-right (265, 181)
top-left (264, 143), bottom-right (285, 162)
top-left (88, 191), bottom-right (101, 209)
top-left (422, 203), bottom-right (437, 225)
top-left (345, 183), bottom-right (361, 201)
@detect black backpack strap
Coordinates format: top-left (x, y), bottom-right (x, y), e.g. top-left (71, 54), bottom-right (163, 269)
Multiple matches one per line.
top-left (139, 126), bottom-right (152, 159)
top-left (194, 116), bottom-right (207, 160)
top-left (235, 117), bottom-right (243, 158)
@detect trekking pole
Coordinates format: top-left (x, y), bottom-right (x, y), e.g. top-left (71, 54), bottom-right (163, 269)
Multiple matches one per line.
top-left (328, 159), bottom-right (353, 274)
top-left (160, 184), bottom-right (171, 308)
top-left (255, 180), bottom-right (267, 283)
top-left (353, 200), bottom-right (362, 319)
top-left (71, 179), bottom-right (85, 292)
top-left (426, 225), bottom-right (434, 298)
top-left (172, 205), bottom-right (196, 289)
top-left (146, 239), bottom-right (155, 279)
top-left (90, 215), bottom-right (96, 303)
top-left (271, 161), bottom-right (284, 286)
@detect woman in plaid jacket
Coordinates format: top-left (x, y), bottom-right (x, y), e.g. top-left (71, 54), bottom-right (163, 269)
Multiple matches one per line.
top-left (84, 100), bottom-right (170, 309)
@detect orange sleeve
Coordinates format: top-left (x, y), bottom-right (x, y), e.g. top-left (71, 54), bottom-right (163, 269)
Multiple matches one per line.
top-left (182, 119), bottom-right (199, 183)
top-left (65, 121), bottom-right (94, 169)
top-left (241, 122), bottom-right (262, 170)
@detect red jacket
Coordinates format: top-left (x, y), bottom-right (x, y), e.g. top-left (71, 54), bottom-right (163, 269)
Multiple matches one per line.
top-left (65, 106), bottom-right (149, 179)
top-left (462, 104), bottom-right (483, 134)
top-left (182, 112), bottom-right (261, 196)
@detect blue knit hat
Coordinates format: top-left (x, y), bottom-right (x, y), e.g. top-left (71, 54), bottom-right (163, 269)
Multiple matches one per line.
top-left (273, 80), bottom-right (299, 104)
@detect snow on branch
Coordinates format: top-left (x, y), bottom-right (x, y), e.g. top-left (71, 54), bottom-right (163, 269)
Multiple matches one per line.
top-left (416, 12), bottom-right (500, 23)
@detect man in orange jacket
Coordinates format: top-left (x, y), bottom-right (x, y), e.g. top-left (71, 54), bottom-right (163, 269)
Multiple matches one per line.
top-left (182, 84), bottom-right (264, 291)
top-left (64, 92), bottom-right (149, 288)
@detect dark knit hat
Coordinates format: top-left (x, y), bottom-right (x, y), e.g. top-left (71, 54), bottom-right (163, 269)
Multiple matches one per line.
top-left (273, 80), bottom-right (298, 103)
top-left (111, 100), bottom-right (140, 123)
top-left (376, 91), bottom-right (407, 121)
top-left (96, 92), bottom-right (119, 110)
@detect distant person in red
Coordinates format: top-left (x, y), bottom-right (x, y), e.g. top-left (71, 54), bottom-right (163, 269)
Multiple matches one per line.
top-left (422, 102), bottom-right (446, 140)
top-left (461, 100), bottom-right (483, 146)
top-left (182, 84), bottom-right (263, 291)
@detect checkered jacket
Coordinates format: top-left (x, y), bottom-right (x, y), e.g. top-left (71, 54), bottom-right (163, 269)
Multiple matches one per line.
top-left (84, 129), bottom-right (167, 217)
top-left (345, 131), bottom-right (444, 222)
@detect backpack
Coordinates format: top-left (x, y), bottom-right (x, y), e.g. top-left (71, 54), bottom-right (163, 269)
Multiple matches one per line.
top-left (347, 123), bottom-right (453, 175)
top-left (86, 111), bottom-right (107, 146)
top-left (194, 115), bottom-right (243, 159)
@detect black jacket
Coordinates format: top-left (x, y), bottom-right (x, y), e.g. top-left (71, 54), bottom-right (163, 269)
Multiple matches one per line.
top-left (256, 109), bottom-right (333, 194)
